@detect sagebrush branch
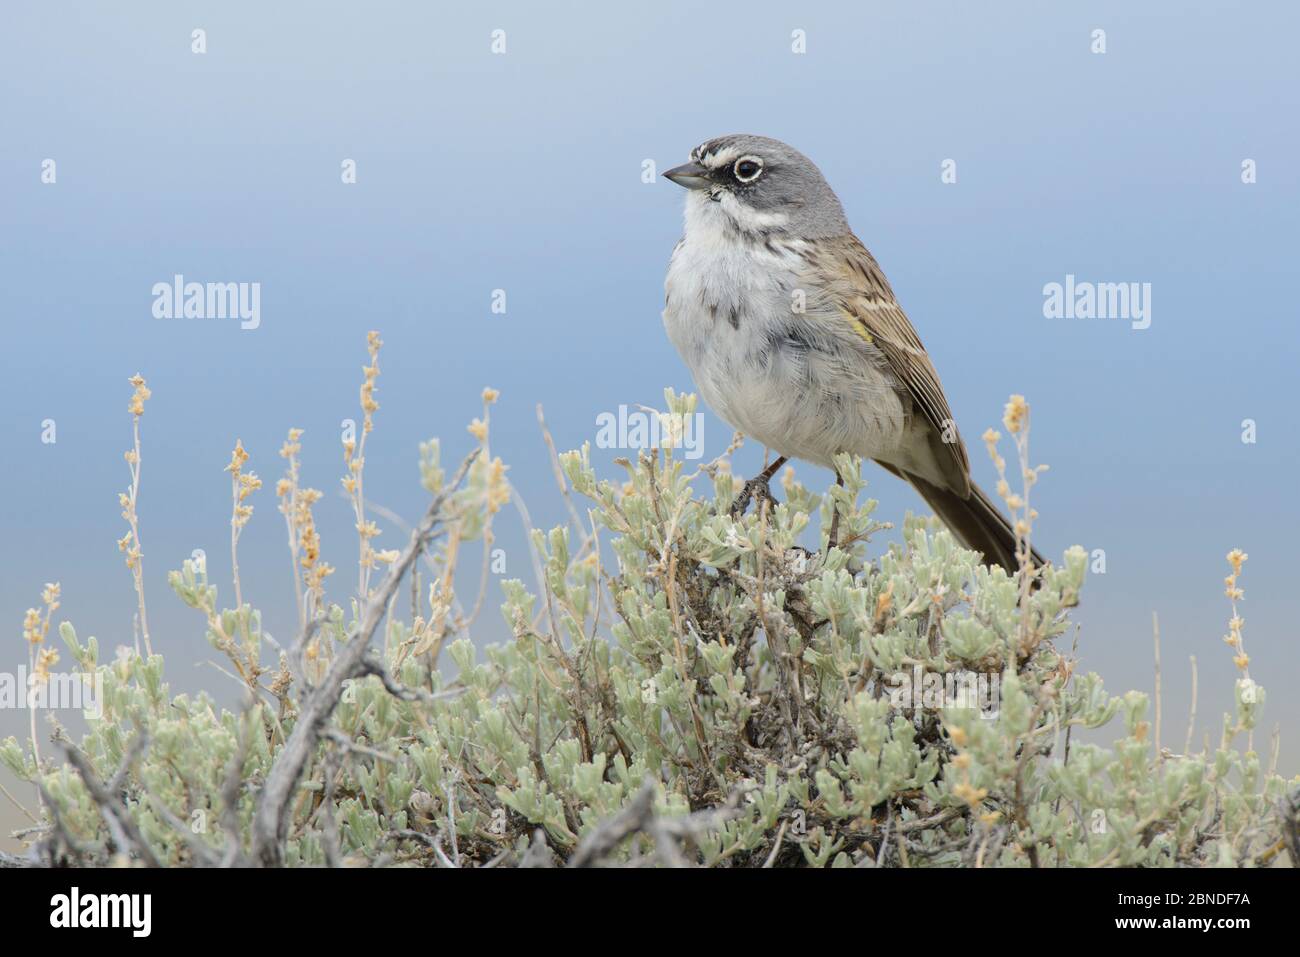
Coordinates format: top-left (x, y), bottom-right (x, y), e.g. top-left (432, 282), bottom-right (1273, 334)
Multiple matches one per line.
top-left (249, 449), bottom-right (479, 867)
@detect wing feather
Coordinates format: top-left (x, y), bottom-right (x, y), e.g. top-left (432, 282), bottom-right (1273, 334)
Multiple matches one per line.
top-left (810, 233), bottom-right (972, 490)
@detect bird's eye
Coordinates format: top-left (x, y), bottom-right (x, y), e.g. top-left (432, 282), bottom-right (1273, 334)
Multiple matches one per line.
top-left (733, 156), bottom-right (763, 183)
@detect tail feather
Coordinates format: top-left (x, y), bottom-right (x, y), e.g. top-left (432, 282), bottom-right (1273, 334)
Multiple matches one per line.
top-left (900, 471), bottom-right (1045, 573)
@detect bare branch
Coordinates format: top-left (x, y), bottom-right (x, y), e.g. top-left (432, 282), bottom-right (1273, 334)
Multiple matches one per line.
top-left (519, 829), bottom-right (557, 868)
top-left (145, 791), bottom-right (220, 867)
top-left (568, 781), bottom-right (748, 868)
top-left (321, 744), bottom-right (342, 868)
top-left (59, 732), bottom-right (159, 868)
top-left (219, 705), bottom-right (256, 867)
top-left (250, 449), bottom-right (478, 867)
top-left (570, 783), bottom-right (656, 867)
top-left (357, 654), bottom-right (465, 706)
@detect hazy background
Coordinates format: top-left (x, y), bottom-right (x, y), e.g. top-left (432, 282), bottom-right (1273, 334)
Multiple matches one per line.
top-left (2, 1), bottom-right (1297, 850)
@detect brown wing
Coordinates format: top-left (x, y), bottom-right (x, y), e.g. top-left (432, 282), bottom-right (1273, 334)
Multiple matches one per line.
top-left (810, 232), bottom-right (972, 493)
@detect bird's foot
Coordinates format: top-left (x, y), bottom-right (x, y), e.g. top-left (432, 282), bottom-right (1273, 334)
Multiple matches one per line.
top-left (826, 509), bottom-right (842, 551)
top-left (730, 476), bottom-right (779, 519)
top-left (824, 469), bottom-right (847, 551)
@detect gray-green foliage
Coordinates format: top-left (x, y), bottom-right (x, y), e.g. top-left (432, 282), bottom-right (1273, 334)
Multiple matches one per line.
top-left (3, 391), bottom-right (1293, 867)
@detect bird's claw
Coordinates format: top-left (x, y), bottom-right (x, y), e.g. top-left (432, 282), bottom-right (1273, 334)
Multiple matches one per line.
top-left (730, 476), bottom-right (778, 519)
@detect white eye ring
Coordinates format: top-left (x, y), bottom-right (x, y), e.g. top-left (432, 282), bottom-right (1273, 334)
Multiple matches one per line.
top-left (733, 155), bottom-right (764, 183)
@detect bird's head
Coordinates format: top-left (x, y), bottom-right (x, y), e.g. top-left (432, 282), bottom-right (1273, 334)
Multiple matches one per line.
top-left (664, 134), bottom-right (848, 239)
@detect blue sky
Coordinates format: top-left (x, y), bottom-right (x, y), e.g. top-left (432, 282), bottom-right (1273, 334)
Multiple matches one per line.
top-left (2, 2), bottom-right (1297, 842)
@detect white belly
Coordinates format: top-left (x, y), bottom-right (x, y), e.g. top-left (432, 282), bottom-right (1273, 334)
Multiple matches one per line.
top-left (662, 221), bottom-right (910, 469)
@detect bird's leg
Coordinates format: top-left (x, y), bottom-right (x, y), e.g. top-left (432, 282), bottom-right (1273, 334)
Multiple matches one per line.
top-left (826, 470), bottom-right (847, 550)
top-left (730, 456), bottom-right (787, 519)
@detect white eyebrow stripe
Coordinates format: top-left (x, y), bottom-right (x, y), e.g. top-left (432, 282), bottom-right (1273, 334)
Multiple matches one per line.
top-left (701, 146), bottom-right (741, 169)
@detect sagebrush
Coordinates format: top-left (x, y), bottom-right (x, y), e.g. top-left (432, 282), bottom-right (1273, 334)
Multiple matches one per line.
top-left (3, 334), bottom-right (1295, 868)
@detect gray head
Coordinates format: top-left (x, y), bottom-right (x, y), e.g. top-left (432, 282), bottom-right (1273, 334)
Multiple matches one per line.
top-left (664, 134), bottom-right (848, 239)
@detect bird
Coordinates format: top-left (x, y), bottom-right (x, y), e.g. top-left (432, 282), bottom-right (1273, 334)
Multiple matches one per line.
top-left (661, 134), bottom-right (1043, 573)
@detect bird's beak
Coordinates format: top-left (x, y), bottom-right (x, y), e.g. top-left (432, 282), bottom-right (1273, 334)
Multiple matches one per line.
top-left (663, 161), bottom-right (712, 190)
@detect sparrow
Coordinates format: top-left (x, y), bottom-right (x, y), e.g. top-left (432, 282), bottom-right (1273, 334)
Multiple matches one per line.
top-left (662, 134), bottom-right (1042, 572)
